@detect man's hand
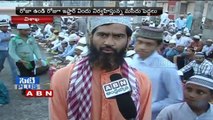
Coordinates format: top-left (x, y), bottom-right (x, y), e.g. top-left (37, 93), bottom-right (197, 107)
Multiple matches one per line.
top-left (18, 60), bottom-right (30, 68)
top-left (37, 59), bottom-right (42, 67)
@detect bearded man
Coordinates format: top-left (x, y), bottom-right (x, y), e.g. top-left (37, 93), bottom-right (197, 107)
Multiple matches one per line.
top-left (49, 17), bottom-right (152, 120)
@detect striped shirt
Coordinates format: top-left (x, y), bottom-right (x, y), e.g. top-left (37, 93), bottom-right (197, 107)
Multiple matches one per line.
top-left (180, 59), bottom-right (213, 76)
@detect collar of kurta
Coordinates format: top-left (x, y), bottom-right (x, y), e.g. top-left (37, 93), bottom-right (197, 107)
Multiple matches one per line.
top-left (136, 51), bottom-right (159, 66)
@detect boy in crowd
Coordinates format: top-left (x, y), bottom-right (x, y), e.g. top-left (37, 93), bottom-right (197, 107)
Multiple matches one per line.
top-left (156, 75), bottom-right (213, 120)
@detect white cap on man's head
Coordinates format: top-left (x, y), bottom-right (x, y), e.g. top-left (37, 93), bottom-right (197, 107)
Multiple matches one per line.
top-left (88, 16), bottom-right (132, 33)
top-left (75, 46), bottom-right (84, 51)
top-left (207, 39), bottom-right (213, 42)
top-left (169, 39), bottom-right (176, 44)
top-left (126, 50), bottom-right (136, 57)
top-left (185, 32), bottom-right (190, 36)
top-left (17, 24), bottom-right (30, 29)
top-left (176, 31), bottom-right (182, 35)
top-left (193, 35), bottom-right (200, 39)
top-left (0, 21), bottom-right (9, 27)
top-left (78, 37), bottom-right (87, 44)
top-left (69, 33), bottom-right (78, 42)
top-left (58, 32), bottom-right (66, 38)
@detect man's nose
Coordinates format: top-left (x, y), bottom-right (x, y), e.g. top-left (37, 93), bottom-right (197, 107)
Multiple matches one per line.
top-left (104, 36), bottom-right (115, 46)
top-left (188, 91), bottom-right (197, 98)
top-left (139, 43), bottom-right (147, 50)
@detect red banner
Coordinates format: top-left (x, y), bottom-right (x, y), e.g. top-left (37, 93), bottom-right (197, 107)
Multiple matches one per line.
top-left (25, 90), bottom-right (53, 97)
top-left (11, 16), bottom-right (53, 24)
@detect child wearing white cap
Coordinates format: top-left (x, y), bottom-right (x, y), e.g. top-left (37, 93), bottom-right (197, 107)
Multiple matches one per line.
top-left (156, 75), bottom-right (213, 120)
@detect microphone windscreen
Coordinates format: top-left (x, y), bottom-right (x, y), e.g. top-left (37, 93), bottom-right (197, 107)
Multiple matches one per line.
top-left (110, 74), bottom-right (122, 81)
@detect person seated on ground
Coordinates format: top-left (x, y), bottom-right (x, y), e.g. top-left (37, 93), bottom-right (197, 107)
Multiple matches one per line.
top-left (179, 52), bottom-right (213, 78)
top-left (58, 41), bottom-right (69, 54)
top-left (76, 36), bottom-right (87, 47)
top-left (189, 35), bottom-right (204, 52)
top-left (61, 25), bottom-right (68, 35)
top-left (168, 20), bottom-right (176, 33)
top-left (163, 31), bottom-right (172, 43)
top-left (163, 39), bottom-right (176, 57)
top-left (202, 39), bottom-right (213, 57)
top-left (181, 32), bottom-right (193, 47)
top-left (174, 47), bottom-right (195, 80)
top-left (54, 33), bottom-right (78, 58)
top-left (156, 75), bottom-right (213, 120)
top-left (76, 36), bottom-right (89, 56)
top-left (73, 45), bottom-right (84, 62)
top-left (31, 25), bottom-right (43, 41)
top-left (65, 46), bottom-right (84, 65)
top-left (149, 21), bottom-right (155, 27)
top-left (45, 29), bottom-right (59, 47)
top-left (43, 23), bottom-right (53, 38)
top-left (164, 41), bottom-right (185, 62)
top-left (173, 32), bottom-right (188, 47)
top-left (50, 32), bottom-right (68, 53)
top-left (174, 47), bottom-right (195, 69)
top-left (75, 31), bottom-right (84, 38)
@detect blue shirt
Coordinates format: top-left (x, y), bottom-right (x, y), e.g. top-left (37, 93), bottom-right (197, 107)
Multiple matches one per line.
top-left (165, 48), bottom-right (180, 58)
top-left (0, 31), bottom-right (11, 51)
top-left (59, 44), bottom-right (77, 58)
top-left (175, 18), bottom-right (186, 30)
top-left (186, 15), bottom-right (193, 30)
top-left (128, 51), bottom-right (183, 120)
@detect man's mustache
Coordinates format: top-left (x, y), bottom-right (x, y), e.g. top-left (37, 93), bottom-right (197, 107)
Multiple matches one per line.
top-left (100, 46), bottom-right (116, 52)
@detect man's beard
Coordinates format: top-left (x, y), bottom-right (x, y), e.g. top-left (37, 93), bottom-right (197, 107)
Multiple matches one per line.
top-left (88, 43), bottom-right (127, 71)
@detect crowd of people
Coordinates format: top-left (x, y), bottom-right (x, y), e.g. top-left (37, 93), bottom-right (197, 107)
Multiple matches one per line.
top-left (0, 13), bottom-right (213, 120)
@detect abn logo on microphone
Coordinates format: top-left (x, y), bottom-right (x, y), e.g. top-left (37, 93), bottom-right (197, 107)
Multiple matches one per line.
top-left (102, 78), bottom-right (131, 99)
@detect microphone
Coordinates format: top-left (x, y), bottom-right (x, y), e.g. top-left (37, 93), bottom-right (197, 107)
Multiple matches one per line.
top-left (110, 74), bottom-right (137, 120)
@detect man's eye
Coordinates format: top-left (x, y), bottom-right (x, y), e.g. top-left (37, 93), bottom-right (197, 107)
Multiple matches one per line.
top-left (197, 90), bottom-right (205, 95)
top-left (114, 35), bottom-right (123, 38)
top-left (98, 33), bottom-right (107, 37)
top-left (186, 87), bottom-right (192, 92)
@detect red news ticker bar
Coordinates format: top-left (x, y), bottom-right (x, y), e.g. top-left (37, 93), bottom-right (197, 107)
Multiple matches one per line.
top-left (11, 16), bottom-right (53, 24)
top-left (25, 90), bottom-right (53, 97)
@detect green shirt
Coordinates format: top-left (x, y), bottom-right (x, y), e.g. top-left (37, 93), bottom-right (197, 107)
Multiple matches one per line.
top-left (9, 35), bottom-right (42, 63)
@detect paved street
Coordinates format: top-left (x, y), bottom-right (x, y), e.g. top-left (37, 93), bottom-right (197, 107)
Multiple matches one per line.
top-left (0, 47), bottom-right (50, 120)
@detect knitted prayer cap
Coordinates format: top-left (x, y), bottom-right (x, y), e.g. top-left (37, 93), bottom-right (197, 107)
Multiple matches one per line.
top-left (135, 26), bottom-right (164, 41)
top-left (186, 75), bottom-right (213, 90)
top-left (88, 16), bottom-right (132, 33)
